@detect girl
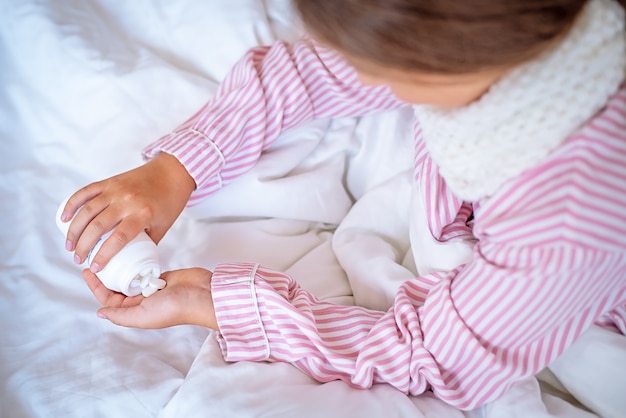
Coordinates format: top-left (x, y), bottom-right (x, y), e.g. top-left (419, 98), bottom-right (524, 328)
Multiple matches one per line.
top-left (60, 0), bottom-right (626, 411)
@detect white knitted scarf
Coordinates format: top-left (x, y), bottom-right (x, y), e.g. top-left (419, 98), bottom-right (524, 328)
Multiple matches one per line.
top-left (413, 0), bottom-right (626, 202)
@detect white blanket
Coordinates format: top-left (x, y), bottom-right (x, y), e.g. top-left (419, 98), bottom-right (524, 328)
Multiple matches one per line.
top-left (1, 1), bottom-right (623, 417)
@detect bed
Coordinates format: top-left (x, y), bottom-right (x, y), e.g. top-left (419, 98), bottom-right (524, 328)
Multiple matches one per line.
top-left (1, 1), bottom-right (625, 417)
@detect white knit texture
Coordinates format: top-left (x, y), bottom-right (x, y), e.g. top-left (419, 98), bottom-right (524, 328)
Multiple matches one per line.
top-left (414, 0), bottom-right (626, 201)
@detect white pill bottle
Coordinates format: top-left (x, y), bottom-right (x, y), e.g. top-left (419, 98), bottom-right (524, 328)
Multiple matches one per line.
top-left (56, 197), bottom-right (165, 297)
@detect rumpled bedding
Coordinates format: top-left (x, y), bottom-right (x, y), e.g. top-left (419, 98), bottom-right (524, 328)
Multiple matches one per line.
top-left (1, 1), bottom-right (624, 417)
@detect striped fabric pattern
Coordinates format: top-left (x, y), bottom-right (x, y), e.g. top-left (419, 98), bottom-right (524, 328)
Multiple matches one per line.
top-left (143, 39), bottom-right (404, 205)
top-left (145, 39), bottom-right (626, 409)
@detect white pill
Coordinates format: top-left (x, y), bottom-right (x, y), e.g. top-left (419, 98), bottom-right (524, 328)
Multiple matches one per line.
top-left (149, 278), bottom-right (166, 289)
top-left (142, 286), bottom-right (158, 297)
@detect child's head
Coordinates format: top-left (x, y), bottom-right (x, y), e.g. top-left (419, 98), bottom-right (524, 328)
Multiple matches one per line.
top-left (295, 0), bottom-right (593, 106)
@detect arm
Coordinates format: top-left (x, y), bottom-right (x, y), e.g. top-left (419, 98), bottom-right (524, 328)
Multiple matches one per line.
top-left (143, 37), bottom-right (405, 204)
top-left (210, 127), bottom-right (626, 409)
top-left (211, 242), bottom-right (624, 409)
top-left (64, 37), bottom-right (404, 269)
top-left (86, 86), bottom-right (626, 409)
top-left (85, 143), bottom-right (625, 409)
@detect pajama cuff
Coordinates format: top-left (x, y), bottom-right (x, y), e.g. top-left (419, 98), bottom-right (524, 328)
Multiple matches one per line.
top-left (211, 262), bottom-right (273, 362)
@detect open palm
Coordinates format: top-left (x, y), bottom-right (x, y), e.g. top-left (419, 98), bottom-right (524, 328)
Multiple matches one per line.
top-left (83, 267), bottom-right (217, 330)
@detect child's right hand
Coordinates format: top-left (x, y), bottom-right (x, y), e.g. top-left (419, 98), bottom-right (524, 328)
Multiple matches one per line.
top-left (60, 152), bottom-right (196, 273)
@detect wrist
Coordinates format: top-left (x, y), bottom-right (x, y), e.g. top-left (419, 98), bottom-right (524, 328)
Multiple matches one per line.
top-left (188, 293), bottom-right (218, 329)
top-left (151, 152), bottom-right (196, 197)
top-left (181, 268), bottom-right (219, 330)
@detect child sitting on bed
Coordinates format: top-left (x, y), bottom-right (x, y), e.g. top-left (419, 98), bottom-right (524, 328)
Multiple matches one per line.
top-left (59, 0), bottom-right (626, 410)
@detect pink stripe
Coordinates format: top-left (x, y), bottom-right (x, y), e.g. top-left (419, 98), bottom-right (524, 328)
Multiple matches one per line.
top-left (154, 37), bottom-right (626, 409)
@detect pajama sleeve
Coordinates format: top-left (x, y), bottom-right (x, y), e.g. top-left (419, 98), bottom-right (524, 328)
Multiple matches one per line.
top-left (142, 37), bottom-right (404, 205)
top-left (210, 244), bottom-right (624, 410)
top-left (210, 112), bottom-right (626, 410)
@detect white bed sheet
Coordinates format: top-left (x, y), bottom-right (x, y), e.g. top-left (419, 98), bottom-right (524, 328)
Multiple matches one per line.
top-left (1, 1), bottom-right (623, 417)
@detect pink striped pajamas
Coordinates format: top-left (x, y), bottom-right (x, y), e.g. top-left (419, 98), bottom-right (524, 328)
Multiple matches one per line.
top-left (143, 38), bottom-right (626, 409)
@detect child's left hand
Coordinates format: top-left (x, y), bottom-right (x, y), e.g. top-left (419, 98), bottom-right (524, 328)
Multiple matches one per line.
top-left (82, 267), bottom-right (218, 330)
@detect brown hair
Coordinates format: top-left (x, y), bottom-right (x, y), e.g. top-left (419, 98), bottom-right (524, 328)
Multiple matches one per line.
top-left (294, 0), bottom-right (618, 74)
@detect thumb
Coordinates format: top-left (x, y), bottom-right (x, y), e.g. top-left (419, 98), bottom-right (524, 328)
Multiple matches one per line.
top-left (97, 305), bottom-right (159, 329)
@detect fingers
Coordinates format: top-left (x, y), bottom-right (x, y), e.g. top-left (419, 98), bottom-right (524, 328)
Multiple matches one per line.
top-left (61, 182), bottom-right (104, 223)
top-left (62, 183), bottom-right (105, 254)
top-left (85, 217), bottom-right (145, 273)
top-left (82, 269), bottom-right (126, 307)
top-left (83, 269), bottom-right (154, 328)
top-left (68, 196), bottom-right (146, 272)
top-left (68, 195), bottom-right (113, 264)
